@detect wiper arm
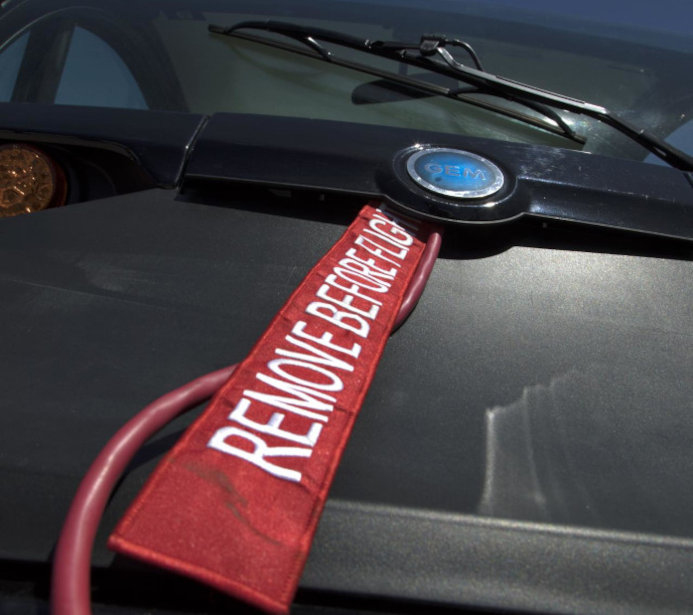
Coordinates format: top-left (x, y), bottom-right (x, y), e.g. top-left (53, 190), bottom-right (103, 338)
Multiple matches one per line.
top-left (209, 20), bottom-right (693, 172)
top-left (210, 21), bottom-right (582, 144)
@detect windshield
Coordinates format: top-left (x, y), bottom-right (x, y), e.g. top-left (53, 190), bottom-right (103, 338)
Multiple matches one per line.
top-left (1, 0), bottom-right (691, 165)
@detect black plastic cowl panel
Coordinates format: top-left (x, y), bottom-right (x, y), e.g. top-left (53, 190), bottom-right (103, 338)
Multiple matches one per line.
top-left (0, 102), bottom-right (205, 187)
top-left (185, 113), bottom-right (693, 241)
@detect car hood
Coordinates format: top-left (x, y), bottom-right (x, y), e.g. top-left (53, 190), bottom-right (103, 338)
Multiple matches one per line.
top-left (1, 172), bottom-right (692, 612)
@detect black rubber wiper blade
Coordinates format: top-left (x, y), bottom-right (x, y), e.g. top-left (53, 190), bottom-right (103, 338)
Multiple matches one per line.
top-left (210, 21), bottom-right (372, 57)
top-left (209, 20), bottom-right (693, 171)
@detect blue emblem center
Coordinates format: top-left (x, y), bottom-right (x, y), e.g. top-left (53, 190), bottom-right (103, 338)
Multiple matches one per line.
top-left (406, 148), bottom-right (504, 199)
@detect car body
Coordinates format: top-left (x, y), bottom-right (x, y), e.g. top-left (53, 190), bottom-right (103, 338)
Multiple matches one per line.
top-left (0, 1), bottom-right (692, 613)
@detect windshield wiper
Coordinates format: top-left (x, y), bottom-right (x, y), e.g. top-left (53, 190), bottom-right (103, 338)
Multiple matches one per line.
top-left (209, 22), bottom-right (580, 144)
top-left (209, 20), bottom-right (693, 172)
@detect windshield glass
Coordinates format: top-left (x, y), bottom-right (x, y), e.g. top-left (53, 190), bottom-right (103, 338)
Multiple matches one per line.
top-left (1, 0), bottom-right (691, 164)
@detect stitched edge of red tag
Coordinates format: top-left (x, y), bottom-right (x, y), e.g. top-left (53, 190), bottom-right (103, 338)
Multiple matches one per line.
top-left (108, 203), bottom-right (432, 614)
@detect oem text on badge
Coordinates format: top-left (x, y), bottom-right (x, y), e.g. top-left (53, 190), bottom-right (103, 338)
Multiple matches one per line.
top-left (406, 147), bottom-right (505, 200)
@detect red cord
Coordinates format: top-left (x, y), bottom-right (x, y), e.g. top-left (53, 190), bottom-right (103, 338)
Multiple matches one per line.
top-left (51, 227), bottom-right (442, 615)
top-left (393, 228), bottom-right (441, 330)
top-left (51, 366), bottom-right (237, 615)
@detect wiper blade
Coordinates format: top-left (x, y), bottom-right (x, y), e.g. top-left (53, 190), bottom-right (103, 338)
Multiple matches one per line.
top-left (209, 21), bottom-right (581, 144)
top-left (209, 20), bottom-right (693, 172)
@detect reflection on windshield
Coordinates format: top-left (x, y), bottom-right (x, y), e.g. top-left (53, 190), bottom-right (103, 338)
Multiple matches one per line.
top-left (0, 0), bottom-right (691, 161)
top-left (56, 27), bottom-right (147, 109)
top-left (0, 32), bottom-right (28, 101)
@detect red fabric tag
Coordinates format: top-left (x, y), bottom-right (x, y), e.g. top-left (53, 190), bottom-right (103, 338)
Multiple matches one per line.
top-left (109, 204), bottom-right (432, 614)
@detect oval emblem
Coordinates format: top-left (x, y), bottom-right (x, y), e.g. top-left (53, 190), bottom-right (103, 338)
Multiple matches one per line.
top-left (405, 148), bottom-right (504, 199)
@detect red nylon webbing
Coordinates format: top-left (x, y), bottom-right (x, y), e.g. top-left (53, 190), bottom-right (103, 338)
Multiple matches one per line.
top-left (109, 204), bottom-right (434, 614)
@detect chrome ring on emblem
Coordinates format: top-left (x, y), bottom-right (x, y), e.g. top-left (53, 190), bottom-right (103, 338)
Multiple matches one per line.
top-left (405, 148), bottom-right (505, 200)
